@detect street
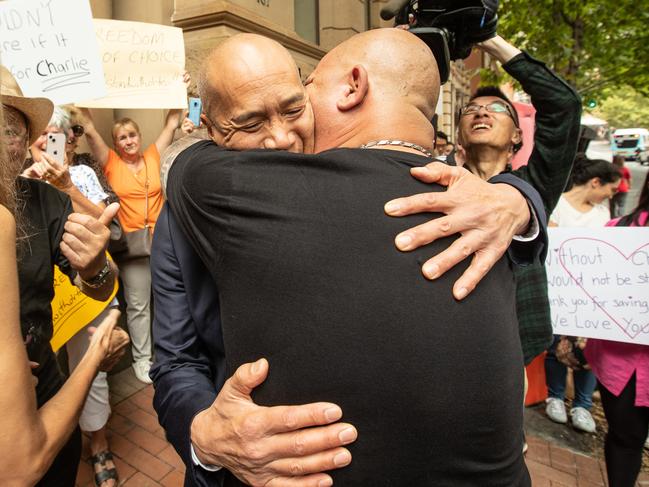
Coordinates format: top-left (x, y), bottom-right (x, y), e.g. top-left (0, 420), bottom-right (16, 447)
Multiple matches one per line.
top-left (587, 139), bottom-right (648, 213)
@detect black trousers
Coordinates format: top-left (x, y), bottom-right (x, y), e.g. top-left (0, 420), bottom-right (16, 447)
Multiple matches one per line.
top-left (599, 374), bottom-right (649, 487)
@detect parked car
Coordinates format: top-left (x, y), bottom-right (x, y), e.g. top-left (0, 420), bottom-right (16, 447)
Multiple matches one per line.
top-left (612, 128), bottom-right (649, 164)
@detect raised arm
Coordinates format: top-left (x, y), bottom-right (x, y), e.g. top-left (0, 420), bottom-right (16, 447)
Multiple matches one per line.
top-left (25, 153), bottom-right (105, 219)
top-left (0, 206), bottom-right (128, 485)
top-left (63, 203), bottom-right (120, 301)
top-left (78, 107), bottom-right (111, 168)
top-left (156, 72), bottom-right (191, 154)
top-left (485, 35), bottom-right (582, 213)
top-left (155, 109), bottom-right (184, 155)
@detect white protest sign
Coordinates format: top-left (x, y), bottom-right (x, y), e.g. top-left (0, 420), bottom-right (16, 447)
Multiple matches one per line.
top-left (546, 227), bottom-right (649, 345)
top-left (77, 19), bottom-right (186, 109)
top-left (0, 0), bottom-right (106, 105)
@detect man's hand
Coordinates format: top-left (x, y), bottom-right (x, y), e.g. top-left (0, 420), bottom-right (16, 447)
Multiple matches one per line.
top-left (191, 358), bottom-right (357, 487)
top-left (60, 203), bottom-right (119, 279)
top-left (384, 162), bottom-right (530, 300)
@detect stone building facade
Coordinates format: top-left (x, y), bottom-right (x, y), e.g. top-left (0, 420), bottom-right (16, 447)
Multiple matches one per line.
top-left (86, 0), bottom-right (475, 149)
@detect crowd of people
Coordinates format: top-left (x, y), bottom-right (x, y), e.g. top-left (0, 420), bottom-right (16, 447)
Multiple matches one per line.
top-left (0, 19), bottom-right (647, 487)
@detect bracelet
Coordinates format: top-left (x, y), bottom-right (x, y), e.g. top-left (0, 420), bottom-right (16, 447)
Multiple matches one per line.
top-left (80, 260), bottom-right (112, 289)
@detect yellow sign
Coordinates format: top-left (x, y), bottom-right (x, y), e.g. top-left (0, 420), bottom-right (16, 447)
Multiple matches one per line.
top-left (50, 261), bottom-right (118, 352)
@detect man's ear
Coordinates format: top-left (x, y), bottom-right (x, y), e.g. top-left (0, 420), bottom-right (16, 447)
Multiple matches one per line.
top-left (512, 127), bottom-right (523, 146)
top-left (337, 65), bottom-right (369, 112)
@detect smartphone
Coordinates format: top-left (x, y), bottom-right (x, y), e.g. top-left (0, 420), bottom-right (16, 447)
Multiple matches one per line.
top-left (46, 132), bottom-right (66, 164)
top-left (188, 97), bottom-right (202, 126)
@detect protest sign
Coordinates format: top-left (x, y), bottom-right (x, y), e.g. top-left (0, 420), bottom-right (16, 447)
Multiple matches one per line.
top-left (546, 227), bottom-right (649, 345)
top-left (78, 19), bottom-right (187, 109)
top-left (0, 0), bottom-right (106, 105)
top-left (50, 259), bottom-right (118, 353)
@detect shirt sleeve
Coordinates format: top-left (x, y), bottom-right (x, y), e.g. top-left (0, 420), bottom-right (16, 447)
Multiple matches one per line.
top-left (145, 144), bottom-right (161, 172)
top-left (507, 51), bottom-right (582, 215)
top-left (104, 149), bottom-right (120, 179)
top-left (490, 173), bottom-right (548, 266)
top-left (150, 204), bottom-right (226, 487)
top-left (45, 184), bottom-right (76, 280)
top-left (76, 165), bottom-right (109, 204)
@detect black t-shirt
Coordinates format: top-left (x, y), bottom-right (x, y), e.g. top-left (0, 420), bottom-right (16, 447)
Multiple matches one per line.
top-left (168, 142), bottom-right (529, 486)
top-left (17, 177), bottom-right (75, 406)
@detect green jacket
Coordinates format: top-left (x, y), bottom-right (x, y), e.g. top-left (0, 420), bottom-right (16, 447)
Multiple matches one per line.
top-left (505, 51), bottom-right (582, 364)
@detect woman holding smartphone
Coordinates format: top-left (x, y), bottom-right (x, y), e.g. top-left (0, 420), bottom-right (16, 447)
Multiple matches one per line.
top-left (78, 73), bottom-right (190, 384)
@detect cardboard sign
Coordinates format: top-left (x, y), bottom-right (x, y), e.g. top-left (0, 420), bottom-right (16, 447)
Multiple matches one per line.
top-left (50, 261), bottom-right (118, 353)
top-left (0, 0), bottom-right (106, 105)
top-left (77, 19), bottom-right (186, 109)
top-left (546, 227), bottom-right (649, 345)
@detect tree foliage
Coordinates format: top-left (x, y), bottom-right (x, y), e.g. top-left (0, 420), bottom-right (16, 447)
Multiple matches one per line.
top-left (593, 85), bottom-right (649, 129)
top-left (493, 0), bottom-right (649, 100)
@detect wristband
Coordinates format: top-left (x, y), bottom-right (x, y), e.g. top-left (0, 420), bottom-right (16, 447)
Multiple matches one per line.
top-left (80, 260), bottom-right (112, 288)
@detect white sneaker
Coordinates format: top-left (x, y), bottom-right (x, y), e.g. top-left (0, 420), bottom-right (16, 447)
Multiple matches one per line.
top-left (570, 407), bottom-right (596, 433)
top-left (644, 433), bottom-right (649, 450)
top-left (545, 398), bottom-right (568, 424)
top-left (132, 361), bottom-right (152, 384)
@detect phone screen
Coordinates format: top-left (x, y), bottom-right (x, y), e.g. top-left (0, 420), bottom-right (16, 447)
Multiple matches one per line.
top-left (188, 97), bottom-right (202, 126)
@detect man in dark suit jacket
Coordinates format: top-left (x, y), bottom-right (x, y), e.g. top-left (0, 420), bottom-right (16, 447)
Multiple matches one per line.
top-left (151, 31), bottom-right (546, 487)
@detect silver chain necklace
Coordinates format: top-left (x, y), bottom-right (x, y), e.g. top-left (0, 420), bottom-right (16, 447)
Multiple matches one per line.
top-left (360, 139), bottom-right (433, 158)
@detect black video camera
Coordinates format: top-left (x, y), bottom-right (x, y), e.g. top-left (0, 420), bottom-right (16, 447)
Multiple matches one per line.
top-left (380, 0), bottom-right (499, 84)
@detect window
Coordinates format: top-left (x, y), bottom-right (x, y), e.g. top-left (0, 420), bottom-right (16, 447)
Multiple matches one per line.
top-left (294, 0), bottom-right (319, 44)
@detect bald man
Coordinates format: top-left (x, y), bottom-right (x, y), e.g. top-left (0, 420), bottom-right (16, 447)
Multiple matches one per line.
top-left (160, 29), bottom-right (539, 486)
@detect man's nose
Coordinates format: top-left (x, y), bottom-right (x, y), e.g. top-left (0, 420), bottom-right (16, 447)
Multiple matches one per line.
top-left (264, 124), bottom-right (295, 151)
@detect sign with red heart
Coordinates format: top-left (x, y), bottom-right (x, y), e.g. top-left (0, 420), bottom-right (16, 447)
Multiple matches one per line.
top-left (546, 228), bottom-right (649, 345)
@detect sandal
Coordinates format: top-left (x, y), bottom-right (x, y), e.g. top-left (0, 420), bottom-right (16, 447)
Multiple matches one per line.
top-left (90, 450), bottom-right (118, 487)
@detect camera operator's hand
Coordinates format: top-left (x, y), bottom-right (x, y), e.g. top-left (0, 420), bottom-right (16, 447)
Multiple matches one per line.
top-left (475, 35), bottom-right (521, 65)
top-left (384, 162), bottom-right (530, 300)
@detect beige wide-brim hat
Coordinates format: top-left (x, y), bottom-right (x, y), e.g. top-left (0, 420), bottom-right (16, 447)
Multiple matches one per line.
top-left (1, 64), bottom-right (54, 146)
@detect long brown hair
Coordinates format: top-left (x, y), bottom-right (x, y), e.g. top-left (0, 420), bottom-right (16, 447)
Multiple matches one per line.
top-left (0, 102), bottom-right (17, 217)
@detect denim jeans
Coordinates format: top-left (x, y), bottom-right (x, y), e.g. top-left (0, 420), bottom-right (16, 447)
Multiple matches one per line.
top-left (545, 336), bottom-right (597, 409)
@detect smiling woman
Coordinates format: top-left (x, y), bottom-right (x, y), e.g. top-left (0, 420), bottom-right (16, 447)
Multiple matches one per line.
top-left (78, 94), bottom-right (189, 384)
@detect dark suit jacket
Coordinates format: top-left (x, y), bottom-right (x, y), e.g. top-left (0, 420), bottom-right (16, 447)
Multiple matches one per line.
top-left (151, 204), bottom-right (226, 487)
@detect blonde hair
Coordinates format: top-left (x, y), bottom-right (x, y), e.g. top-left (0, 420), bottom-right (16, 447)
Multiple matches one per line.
top-left (111, 118), bottom-right (141, 142)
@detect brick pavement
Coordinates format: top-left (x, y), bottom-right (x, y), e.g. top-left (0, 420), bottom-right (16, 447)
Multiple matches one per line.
top-left (76, 368), bottom-right (649, 486)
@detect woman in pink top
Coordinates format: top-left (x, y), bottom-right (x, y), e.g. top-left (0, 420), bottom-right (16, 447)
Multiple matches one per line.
top-left (585, 171), bottom-right (649, 487)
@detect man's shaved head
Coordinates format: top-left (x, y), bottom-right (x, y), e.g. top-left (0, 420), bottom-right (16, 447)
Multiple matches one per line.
top-left (324, 28), bottom-right (439, 118)
top-left (305, 28), bottom-right (440, 152)
top-left (198, 34), bottom-right (314, 153)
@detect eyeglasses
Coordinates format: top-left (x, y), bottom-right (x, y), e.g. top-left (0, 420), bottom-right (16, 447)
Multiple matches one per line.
top-left (71, 124), bottom-right (85, 137)
top-left (461, 101), bottom-right (516, 121)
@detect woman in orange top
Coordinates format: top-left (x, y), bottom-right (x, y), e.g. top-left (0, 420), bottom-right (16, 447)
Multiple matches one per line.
top-left (80, 105), bottom-right (185, 384)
